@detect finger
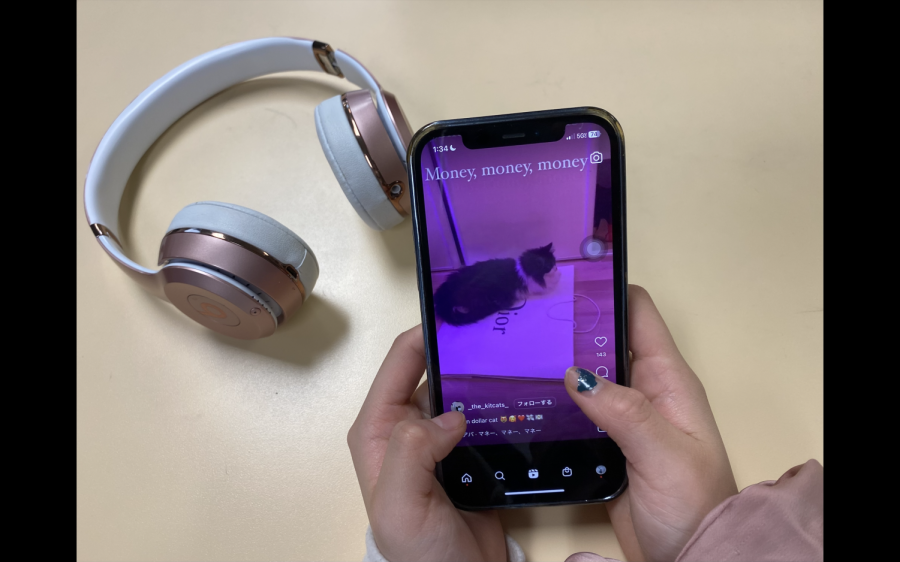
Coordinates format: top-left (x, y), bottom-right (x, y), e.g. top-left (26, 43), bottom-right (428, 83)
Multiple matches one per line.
top-left (564, 366), bottom-right (681, 467)
top-left (374, 412), bottom-right (466, 510)
top-left (349, 325), bottom-right (427, 507)
top-left (627, 285), bottom-right (684, 363)
top-left (411, 380), bottom-right (431, 418)
top-left (361, 325), bottom-right (427, 411)
top-left (626, 285), bottom-right (715, 434)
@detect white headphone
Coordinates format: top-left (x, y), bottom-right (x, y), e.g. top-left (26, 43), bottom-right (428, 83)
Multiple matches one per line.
top-left (84, 37), bottom-right (414, 339)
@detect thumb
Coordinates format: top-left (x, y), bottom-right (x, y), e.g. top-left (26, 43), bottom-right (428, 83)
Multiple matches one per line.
top-left (375, 411), bottom-right (466, 504)
top-left (564, 366), bottom-right (678, 466)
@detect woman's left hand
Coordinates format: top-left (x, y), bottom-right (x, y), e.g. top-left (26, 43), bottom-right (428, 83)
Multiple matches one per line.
top-left (347, 325), bottom-right (508, 562)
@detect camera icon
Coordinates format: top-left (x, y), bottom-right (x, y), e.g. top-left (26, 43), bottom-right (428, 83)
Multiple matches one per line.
top-left (590, 151), bottom-right (603, 164)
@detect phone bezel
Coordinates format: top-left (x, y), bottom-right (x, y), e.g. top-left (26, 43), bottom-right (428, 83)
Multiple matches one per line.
top-left (407, 107), bottom-right (629, 509)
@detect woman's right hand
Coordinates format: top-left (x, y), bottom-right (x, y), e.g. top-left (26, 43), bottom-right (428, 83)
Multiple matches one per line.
top-left (565, 285), bottom-right (739, 562)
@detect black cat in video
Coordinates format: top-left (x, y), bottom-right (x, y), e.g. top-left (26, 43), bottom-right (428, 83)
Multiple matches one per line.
top-left (434, 243), bottom-right (561, 326)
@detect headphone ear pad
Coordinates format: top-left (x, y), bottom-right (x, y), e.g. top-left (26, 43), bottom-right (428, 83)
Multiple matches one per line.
top-left (315, 95), bottom-right (403, 231)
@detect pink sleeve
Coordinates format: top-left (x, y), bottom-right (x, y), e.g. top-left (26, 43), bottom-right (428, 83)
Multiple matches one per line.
top-left (675, 459), bottom-right (823, 561)
top-left (564, 460), bottom-right (822, 562)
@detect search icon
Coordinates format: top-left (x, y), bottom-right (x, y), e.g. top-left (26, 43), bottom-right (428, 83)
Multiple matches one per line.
top-left (494, 471), bottom-right (505, 480)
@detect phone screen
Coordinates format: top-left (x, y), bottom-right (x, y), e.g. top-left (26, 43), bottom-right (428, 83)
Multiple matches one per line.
top-left (411, 111), bottom-right (627, 508)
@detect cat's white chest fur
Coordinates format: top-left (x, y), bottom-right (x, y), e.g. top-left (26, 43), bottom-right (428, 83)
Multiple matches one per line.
top-left (516, 260), bottom-right (562, 298)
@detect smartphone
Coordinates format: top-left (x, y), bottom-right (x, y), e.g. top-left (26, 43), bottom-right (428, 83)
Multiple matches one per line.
top-left (408, 107), bottom-right (629, 509)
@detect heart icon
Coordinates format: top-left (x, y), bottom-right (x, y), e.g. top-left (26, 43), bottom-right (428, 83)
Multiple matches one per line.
top-left (594, 337), bottom-right (607, 347)
top-left (595, 366), bottom-right (609, 378)
top-left (517, 415), bottom-right (525, 421)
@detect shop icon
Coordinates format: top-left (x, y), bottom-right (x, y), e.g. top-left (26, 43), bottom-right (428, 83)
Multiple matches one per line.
top-left (562, 467), bottom-right (573, 477)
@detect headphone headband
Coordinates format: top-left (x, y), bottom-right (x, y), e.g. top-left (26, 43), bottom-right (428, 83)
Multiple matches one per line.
top-left (84, 37), bottom-right (404, 277)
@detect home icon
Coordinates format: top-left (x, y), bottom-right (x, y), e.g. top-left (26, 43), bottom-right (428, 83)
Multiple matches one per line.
top-left (461, 473), bottom-right (472, 483)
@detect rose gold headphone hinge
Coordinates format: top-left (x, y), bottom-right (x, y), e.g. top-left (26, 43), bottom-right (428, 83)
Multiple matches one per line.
top-left (90, 223), bottom-right (122, 247)
top-left (312, 41), bottom-right (344, 78)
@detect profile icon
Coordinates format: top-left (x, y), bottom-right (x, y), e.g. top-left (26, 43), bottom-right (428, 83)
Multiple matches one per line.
top-left (450, 402), bottom-right (464, 412)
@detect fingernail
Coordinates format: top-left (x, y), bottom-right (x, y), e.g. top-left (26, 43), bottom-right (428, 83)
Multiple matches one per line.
top-left (431, 410), bottom-right (464, 430)
top-left (567, 367), bottom-right (602, 394)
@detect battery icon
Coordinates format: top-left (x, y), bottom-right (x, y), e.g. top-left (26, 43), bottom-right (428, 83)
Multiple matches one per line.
top-left (588, 131), bottom-right (601, 138)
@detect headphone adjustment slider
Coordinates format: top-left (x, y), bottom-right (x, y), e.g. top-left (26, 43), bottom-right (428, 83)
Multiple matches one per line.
top-left (312, 41), bottom-right (344, 78)
top-left (90, 223), bottom-right (122, 247)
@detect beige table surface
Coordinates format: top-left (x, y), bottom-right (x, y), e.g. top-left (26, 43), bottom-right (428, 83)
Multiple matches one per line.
top-left (76, 2), bottom-right (823, 560)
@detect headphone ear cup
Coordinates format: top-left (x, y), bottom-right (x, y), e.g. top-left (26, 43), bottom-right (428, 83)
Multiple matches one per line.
top-left (315, 95), bottom-right (403, 231)
top-left (166, 201), bottom-right (318, 294)
top-left (160, 202), bottom-right (318, 334)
